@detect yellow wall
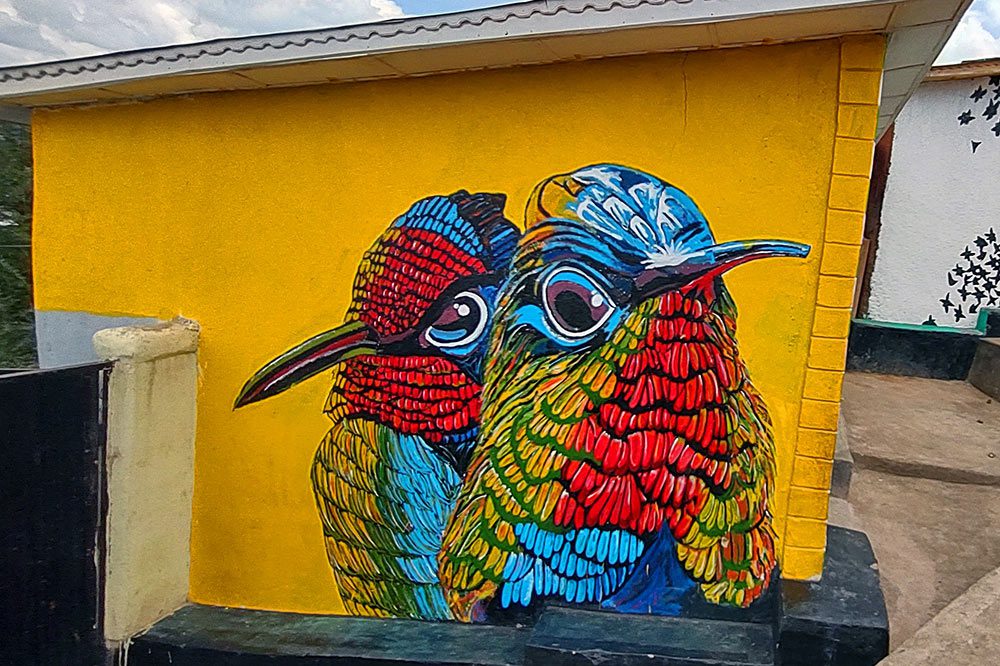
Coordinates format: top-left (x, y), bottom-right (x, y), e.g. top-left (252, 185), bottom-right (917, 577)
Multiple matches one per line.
top-left (32, 36), bottom-right (882, 612)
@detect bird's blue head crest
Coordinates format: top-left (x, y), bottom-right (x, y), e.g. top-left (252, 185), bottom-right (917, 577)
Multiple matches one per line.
top-left (499, 164), bottom-right (811, 351)
top-left (536, 163), bottom-right (718, 268)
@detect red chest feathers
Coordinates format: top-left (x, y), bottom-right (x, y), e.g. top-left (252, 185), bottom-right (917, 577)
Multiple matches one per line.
top-left (326, 354), bottom-right (481, 443)
top-left (555, 291), bottom-right (753, 539)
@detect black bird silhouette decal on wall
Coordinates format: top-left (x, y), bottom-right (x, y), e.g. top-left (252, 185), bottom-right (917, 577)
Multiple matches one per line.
top-left (955, 76), bottom-right (1000, 154)
top-left (934, 228), bottom-right (1000, 325)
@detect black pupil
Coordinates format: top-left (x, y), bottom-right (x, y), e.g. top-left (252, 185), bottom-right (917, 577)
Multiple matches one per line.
top-left (435, 296), bottom-right (476, 332)
top-left (554, 288), bottom-right (598, 332)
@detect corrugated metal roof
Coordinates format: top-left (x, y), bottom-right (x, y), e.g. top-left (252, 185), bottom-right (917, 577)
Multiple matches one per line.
top-left (0, 0), bottom-right (975, 138)
top-left (0, 1), bottom-right (607, 84)
top-left (926, 57), bottom-right (1000, 81)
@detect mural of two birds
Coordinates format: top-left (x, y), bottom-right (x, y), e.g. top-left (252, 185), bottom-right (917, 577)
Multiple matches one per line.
top-left (234, 164), bottom-right (810, 623)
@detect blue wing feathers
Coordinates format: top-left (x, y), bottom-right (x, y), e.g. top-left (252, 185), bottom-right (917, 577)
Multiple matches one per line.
top-left (497, 524), bottom-right (644, 610)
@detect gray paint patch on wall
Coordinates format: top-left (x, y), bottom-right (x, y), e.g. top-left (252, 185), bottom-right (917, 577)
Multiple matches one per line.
top-left (35, 310), bottom-right (162, 368)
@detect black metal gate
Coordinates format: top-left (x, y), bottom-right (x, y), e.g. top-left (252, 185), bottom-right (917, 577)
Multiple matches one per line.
top-left (0, 363), bottom-right (110, 665)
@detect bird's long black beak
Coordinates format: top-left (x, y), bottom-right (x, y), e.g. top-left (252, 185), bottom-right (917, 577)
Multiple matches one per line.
top-left (234, 320), bottom-right (378, 409)
top-left (637, 239), bottom-right (811, 297)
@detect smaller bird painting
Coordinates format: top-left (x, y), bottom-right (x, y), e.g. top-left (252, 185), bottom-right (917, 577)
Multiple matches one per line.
top-left (235, 191), bottom-right (519, 620)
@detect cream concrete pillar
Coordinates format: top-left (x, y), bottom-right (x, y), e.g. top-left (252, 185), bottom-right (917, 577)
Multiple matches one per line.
top-left (93, 318), bottom-right (199, 643)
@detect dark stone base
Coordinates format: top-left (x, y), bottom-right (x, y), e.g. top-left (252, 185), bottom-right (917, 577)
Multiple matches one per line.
top-left (780, 527), bottom-right (889, 666)
top-left (968, 339), bottom-right (1000, 400)
top-left (847, 318), bottom-right (981, 379)
top-left (527, 607), bottom-right (774, 665)
top-left (126, 528), bottom-right (887, 666)
top-left (126, 608), bottom-right (530, 665)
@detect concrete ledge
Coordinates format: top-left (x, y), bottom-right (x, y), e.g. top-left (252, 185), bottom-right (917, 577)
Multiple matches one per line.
top-left (93, 317), bottom-right (199, 363)
top-left (127, 605), bottom-right (530, 665)
top-left (842, 373), bottom-right (1000, 487)
top-left (526, 606), bottom-right (774, 666)
top-left (850, 453), bottom-right (1000, 487)
top-left (95, 319), bottom-right (200, 645)
top-left (827, 498), bottom-right (863, 532)
top-left (879, 566), bottom-right (1000, 665)
top-left (847, 319), bottom-right (980, 380)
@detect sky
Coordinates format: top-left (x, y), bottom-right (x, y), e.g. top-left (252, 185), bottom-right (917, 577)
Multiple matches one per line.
top-left (0, 0), bottom-right (998, 68)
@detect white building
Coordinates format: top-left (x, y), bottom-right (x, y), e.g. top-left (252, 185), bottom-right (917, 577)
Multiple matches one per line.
top-left (867, 58), bottom-right (1000, 329)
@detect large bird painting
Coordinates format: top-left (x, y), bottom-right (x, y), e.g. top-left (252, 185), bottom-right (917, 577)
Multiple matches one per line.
top-left (438, 165), bottom-right (810, 621)
top-left (235, 165), bottom-right (810, 623)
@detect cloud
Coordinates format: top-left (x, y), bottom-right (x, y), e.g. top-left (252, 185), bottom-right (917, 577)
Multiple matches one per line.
top-left (938, 0), bottom-right (1000, 64)
top-left (0, 0), bottom-right (404, 67)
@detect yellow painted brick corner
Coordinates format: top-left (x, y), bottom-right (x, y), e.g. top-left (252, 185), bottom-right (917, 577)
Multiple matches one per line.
top-left (837, 104), bottom-right (879, 140)
top-left (808, 337), bottom-right (849, 371)
top-left (812, 307), bottom-right (852, 339)
top-left (832, 137), bottom-right (876, 176)
top-left (792, 455), bottom-right (835, 490)
top-left (825, 209), bottom-right (865, 245)
top-left (783, 546), bottom-right (826, 581)
top-left (803, 368), bottom-right (845, 402)
top-left (816, 276), bottom-right (857, 308)
top-left (799, 400), bottom-right (841, 432)
top-left (788, 486), bottom-right (831, 521)
top-left (820, 242), bottom-right (862, 278)
top-left (829, 174), bottom-right (871, 211)
top-left (796, 427), bottom-right (838, 459)
top-left (839, 69), bottom-right (882, 105)
top-left (840, 36), bottom-right (886, 71)
top-left (786, 516), bottom-right (828, 548)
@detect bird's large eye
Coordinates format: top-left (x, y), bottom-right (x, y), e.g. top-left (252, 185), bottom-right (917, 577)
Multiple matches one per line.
top-left (541, 267), bottom-right (615, 339)
top-left (425, 291), bottom-right (489, 350)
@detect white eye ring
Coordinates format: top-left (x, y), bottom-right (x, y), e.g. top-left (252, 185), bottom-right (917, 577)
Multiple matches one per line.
top-left (541, 266), bottom-right (616, 340)
top-left (425, 290), bottom-right (489, 350)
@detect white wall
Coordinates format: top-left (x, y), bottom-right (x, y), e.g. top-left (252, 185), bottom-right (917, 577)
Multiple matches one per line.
top-left (868, 76), bottom-right (1000, 328)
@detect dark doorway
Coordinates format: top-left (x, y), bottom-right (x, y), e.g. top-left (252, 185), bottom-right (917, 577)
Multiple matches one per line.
top-left (0, 363), bottom-right (110, 665)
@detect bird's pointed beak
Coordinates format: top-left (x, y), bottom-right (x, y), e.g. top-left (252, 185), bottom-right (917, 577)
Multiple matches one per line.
top-left (637, 239), bottom-right (811, 298)
top-left (234, 320), bottom-right (378, 409)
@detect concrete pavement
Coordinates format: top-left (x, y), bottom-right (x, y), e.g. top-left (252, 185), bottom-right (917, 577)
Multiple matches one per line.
top-left (842, 373), bottom-right (1000, 486)
top-left (879, 566), bottom-right (1000, 665)
top-left (840, 371), bottom-right (1000, 654)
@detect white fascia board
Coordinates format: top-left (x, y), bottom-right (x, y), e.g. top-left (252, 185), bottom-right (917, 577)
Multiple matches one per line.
top-left (0, 0), bottom-right (971, 139)
top-left (0, 0), bottom-right (903, 100)
top-left (876, 0), bottom-right (974, 138)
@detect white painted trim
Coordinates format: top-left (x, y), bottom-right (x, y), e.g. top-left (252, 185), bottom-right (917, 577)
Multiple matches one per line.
top-left (876, 0), bottom-right (974, 138)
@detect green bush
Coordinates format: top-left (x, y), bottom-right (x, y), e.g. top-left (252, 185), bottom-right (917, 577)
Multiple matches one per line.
top-left (0, 121), bottom-right (36, 368)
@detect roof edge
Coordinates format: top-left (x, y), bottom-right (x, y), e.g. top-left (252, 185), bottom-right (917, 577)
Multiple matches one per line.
top-left (0, 0), bottom-right (902, 98)
top-left (0, 0), bottom-right (973, 141)
top-left (926, 56), bottom-right (1000, 82)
